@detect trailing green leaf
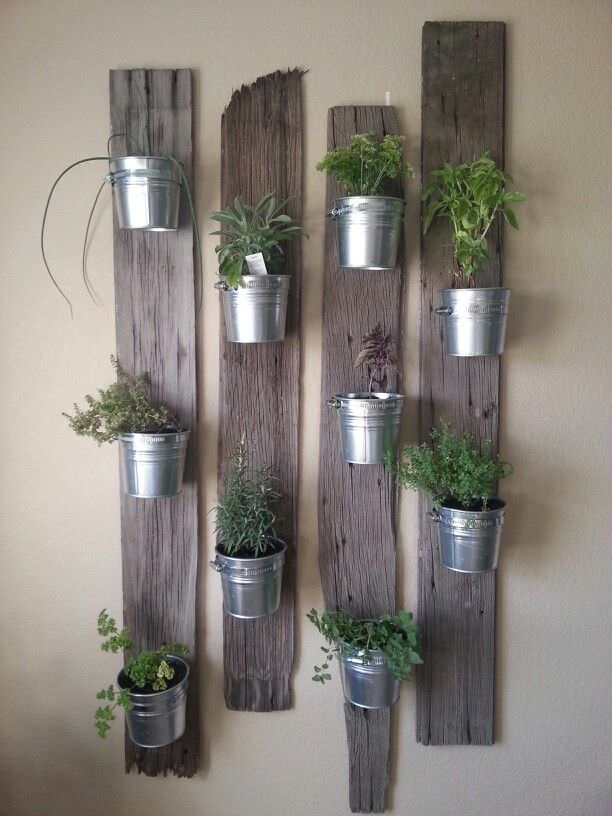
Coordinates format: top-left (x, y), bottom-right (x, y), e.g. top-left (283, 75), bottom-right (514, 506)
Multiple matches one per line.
top-left (210, 193), bottom-right (306, 288)
top-left (317, 133), bottom-right (414, 196)
top-left (385, 418), bottom-right (513, 510)
top-left (423, 153), bottom-right (525, 283)
top-left (64, 356), bottom-right (181, 444)
top-left (94, 609), bottom-right (189, 738)
top-left (214, 437), bottom-right (281, 558)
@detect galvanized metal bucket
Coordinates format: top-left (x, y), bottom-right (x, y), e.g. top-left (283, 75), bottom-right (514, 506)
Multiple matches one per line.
top-left (339, 647), bottom-right (400, 709)
top-left (328, 393), bottom-right (404, 464)
top-left (436, 287), bottom-right (511, 356)
top-left (215, 275), bottom-right (291, 343)
top-left (118, 431), bottom-right (189, 498)
top-left (329, 196), bottom-right (404, 269)
top-left (118, 655), bottom-right (189, 748)
top-left (428, 499), bottom-right (507, 573)
top-left (210, 540), bottom-right (286, 619)
top-left (107, 156), bottom-right (181, 230)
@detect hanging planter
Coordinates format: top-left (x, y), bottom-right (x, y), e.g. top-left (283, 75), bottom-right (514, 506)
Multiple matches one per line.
top-left (388, 419), bottom-right (513, 573)
top-left (64, 356), bottom-right (189, 499)
top-left (215, 275), bottom-right (291, 343)
top-left (317, 133), bottom-right (414, 270)
top-left (307, 610), bottom-right (422, 710)
top-left (94, 610), bottom-right (190, 748)
top-left (40, 90), bottom-right (202, 316)
top-left (108, 155), bottom-right (182, 230)
top-left (329, 324), bottom-right (404, 464)
top-left (210, 438), bottom-right (285, 619)
top-left (210, 193), bottom-right (306, 344)
top-left (423, 153), bottom-right (525, 356)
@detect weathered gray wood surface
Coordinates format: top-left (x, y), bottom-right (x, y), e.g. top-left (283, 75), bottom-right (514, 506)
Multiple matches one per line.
top-left (218, 70), bottom-right (303, 711)
top-left (318, 106), bottom-right (404, 813)
top-left (417, 22), bottom-right (505, 746)
top-left (110, 68), bottom-right (199, 776)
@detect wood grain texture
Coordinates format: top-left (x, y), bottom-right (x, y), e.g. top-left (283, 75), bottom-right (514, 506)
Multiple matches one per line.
top-left (218, 70), bottom-right (303, 711)
top-left (318, 106), bottom-right (404, 813)
top-left (417, 22), bottom-right (505, 746)
top-left (110, 68), bottom-right (199, 776)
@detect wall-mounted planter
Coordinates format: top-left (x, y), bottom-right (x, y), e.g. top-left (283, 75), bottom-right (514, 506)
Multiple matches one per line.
top-left (108, 155), bottom-right (182, 230)
top-left (210, 540), bottom-right (286, 619)
top-left (339, 648), bottom-right (400, 709)
top-left (118, 431), bottom-right (189, 498)
top-left (118, 655), bottom-right (189, 748)
top-left (329, 195), bottom-right (404, 270)
top-left (436, 287), bottom-right (510, 357)
top-left (215, 275), bottom-right (291, 343)
top-left (327, 392), bottom-right (404, 464)
top-left (428, 499), bottom-right (506, 573)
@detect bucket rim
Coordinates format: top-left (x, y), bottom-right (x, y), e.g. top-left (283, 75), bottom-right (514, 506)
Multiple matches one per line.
top-left (118, 429), bottom-right (190, 442)
top-left (438, 497), bottom-right (506, 515)
top-left (109, 154), bottom-right (180, 165)
top-left (332, 194), bottom-right (405, 204)
top-left (333, 392), bottom-right (404, 402)
top-left (214, 538), bottom-right (287, 565)
top-left (118, 655), bottom-right (190, 700)
top-left (439, 286), bottom-right (510, 296)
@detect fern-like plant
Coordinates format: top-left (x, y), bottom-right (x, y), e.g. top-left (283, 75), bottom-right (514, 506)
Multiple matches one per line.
top-left (317, 133), bottom-right (414, 196)
top-left (307, 609), bottom-right (422, 684)
top-left (215, 437), bottom-right (281, 558)
top-left (354, 323), bottom-right (398, 393)
top-left (64, 356), bottom-right (181, 444)
top-left (94, 609), bottom-right (189, 738)
top-left (423, 153), bottom-right (525, 284)
top-left (210, 193), bottom-right (306, 288)
top-left (386, 419), bottom-right (513, 511)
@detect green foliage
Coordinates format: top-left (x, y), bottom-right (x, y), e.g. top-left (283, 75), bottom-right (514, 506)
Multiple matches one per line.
top-left (353, 323), bottom-right (398, 393)
top-left (214, 437), bottom-right (281, 558)
top-left (210, 193), bottom-right (306, 288)
top-left (317, 133), bottom-right (414, 196)
top-left (307, 609), bottom-right (422, 684)
top-left (64, 356), bottom-right (181, 444)
top-left (94, 609), bottom-right (189, 739)
top-left (386, 419), bottom-right (513, 510)
top-left (423, 153), bottom-right (525, 283)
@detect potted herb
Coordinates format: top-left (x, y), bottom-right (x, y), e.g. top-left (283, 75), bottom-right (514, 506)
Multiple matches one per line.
top-left (94, 609), bottom-right (189, 748)
top-left (423, 153), bottom-right (525, 356)
top-left (317, 133), bottom-right (414, 270)
top-left (328, 324), bottom-right (404, 464)
top-left (210, 439), bottom-right (285, 618)
top-left (41, 91), bottom-right (201, 315)
top-left (64, 356), bottom-right (189, 498)
top-left (210, 193), bottom-right (306, 343)
top-left (387, 419), bottom-right (513, 572)
top-left (307, 609), bottom-right (422, 709)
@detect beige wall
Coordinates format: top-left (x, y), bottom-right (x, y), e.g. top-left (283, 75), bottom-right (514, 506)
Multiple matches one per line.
top-left (0, 1), bottom-right (610, 814)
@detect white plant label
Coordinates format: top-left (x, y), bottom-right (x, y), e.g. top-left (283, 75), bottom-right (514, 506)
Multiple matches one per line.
top-left (245, 252), bottom-right (268, 275)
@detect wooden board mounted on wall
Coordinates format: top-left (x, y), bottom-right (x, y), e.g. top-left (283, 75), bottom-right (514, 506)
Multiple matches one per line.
top-left (417, 21), bottom-right (505, 746)
top-left (218, 69), bottom-right (303, 711)
top-left (317, 106), bottom-right (405, 814)
top-left (110, 68), bottom-right (199, 776)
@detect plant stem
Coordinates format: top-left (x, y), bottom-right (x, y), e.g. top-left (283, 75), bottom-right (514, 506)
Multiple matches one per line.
top-left (82, 180), bottom-right (106, 305)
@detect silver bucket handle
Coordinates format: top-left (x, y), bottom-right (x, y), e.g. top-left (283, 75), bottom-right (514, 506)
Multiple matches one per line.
top-left (426, 510), bottom-right (442, 523)
top-left (214, 281), bottom-right (229, 291)
top-left (209, 559), bottom-right (224, 572)
top-left (327, 208), bottom-right (339, 220)
top-left (327, 397), bottom-right (341, 409)
top-left (435, 306), bottom-right (453, 315)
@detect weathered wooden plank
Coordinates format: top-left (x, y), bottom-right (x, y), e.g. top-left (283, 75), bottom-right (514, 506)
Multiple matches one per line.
top-left (218, 69), bottom-right (303, 711)
top-left (318, 106), bottom-right (404, 813)
top-left (417, 22), bottom-right (505, 746)
top-left (110, 68), bottom-right (199, 776)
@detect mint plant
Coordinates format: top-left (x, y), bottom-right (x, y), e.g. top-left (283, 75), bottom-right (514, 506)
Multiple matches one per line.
top-left (64, 356), bottom-right (181, 444)
top-left (210, 193), bottom-right (306, 288)
top-left (423, 153), bottom-right (525, 283)
top-left (386, 418), bottom-right (513, 510)
top-left (215, 437), bottom-right (281, 558)
top-left (353, 323), bottom-right (398, 393)
top-left (307, 609), bottom-right (422, 683)
top-left (317, 133), bottom-right (414, 196)
top-left (94, 609), bottom-right (189, 738)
